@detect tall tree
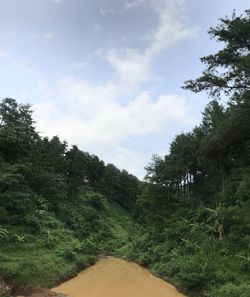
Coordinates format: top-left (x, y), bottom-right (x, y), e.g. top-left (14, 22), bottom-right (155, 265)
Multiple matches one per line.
top-left (0, 98), bottom-right (37, 163)
top-left (183, 10), bottom-right (250, 100)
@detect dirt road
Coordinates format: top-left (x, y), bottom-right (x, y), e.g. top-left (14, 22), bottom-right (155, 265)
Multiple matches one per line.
top-left (52, 257), bottom-right (186, 297)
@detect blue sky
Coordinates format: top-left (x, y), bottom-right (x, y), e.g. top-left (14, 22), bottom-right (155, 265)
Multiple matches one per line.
top-left (0, 0), bottom-right (249, 178)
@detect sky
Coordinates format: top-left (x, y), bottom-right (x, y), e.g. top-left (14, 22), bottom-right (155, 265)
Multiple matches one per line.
top-left (0, 0), bottom-right (249, 178)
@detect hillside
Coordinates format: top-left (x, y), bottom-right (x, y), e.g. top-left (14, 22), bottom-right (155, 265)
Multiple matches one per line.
top-left (0, 198), bottom-right (140, 293)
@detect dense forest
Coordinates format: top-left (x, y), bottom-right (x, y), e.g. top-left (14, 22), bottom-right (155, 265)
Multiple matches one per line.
top-left (0, 9), bottom-right (250, 297)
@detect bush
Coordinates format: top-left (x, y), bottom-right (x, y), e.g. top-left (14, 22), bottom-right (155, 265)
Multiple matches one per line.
top-left (43, 230), bottom-right (56, 249)
top-left (209, 283), bottom-right (250, 297)
top-left (0, 226), bottom-right (9, 241)
top-left (83, 192), bottom-right (107, 209)
top-left (0, 288), bottom-right (11, 297)
top-left (22, 215), bottom-right (41, 232)
top-left (152, 258), bottom-right (181, 278)
top-left (76, 255), bottom-right (97, 270)
top-left (0, 207), bottom-right (10, 224)
top-left (175, 255), bottom-right (215, 290)
top-left (57, 246), bottom-right (77, 261)
top-left (80, 239), bottom-right (98, 254)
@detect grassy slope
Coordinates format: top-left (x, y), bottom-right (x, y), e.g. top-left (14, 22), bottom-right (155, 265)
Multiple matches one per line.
top-left (100, 203), bottom-right (141, 255)
top-left (0, 201), bottom-right (139, 289)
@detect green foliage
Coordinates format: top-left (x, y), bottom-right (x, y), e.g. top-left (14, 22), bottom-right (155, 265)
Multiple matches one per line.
top-left (83, 191), bottom-right (107, 209)
top-left (0, 197), bottom-right (138, 288)
top-left (76, 255), bottom-right (97, 270)
top-left (0, 288), bottom-right (11, 297)
top-left (208, 283), bottom-right (250, 297)
top-left (183, 10), bottom-right (250, 99)
top-left (136, 9), bottom-right (250, 297)
top-left (57, 246), bottom-right (77, 262)
top-left (79, 238), bottom-right (98, 254)
top-left (175, 256), bottom-right (215, 290)
top-left (0, 226), bottom-right (9, 241)
top-left (0, 96), bottom-right (141, 289)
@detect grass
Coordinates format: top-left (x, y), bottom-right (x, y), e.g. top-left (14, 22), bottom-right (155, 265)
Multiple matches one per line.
top-left (99, 202), bottom-right (142, 256)
top-left (0, 201), bottom-right (140, 290)
top-left (0, 220), bottom-right (94, 287)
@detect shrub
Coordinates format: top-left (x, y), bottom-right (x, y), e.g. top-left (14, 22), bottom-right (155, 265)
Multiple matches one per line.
top-left (153, 258), bottom-right (181, 278)
top-left (175, 255), bottom-right (215, 290)
top-left (237, 253), bottom-right (250, 272)
top-left (0, 207), bottom-right (10, 224)
top-left (43, 230), bottom-right (56, 249)
top-left (57, 246), bottom-right (77, 261)
top-left (76, 255), bottom-right (97, 270)
top-left (80, 239), bottom-right (98, 254)
top-left (0, 226), bottom-right (9, 241)
top-left (22, 215), bottom-right (41, 232)
top-left (0, 288), bottom-right (11, 297)
top-left (84, 192), bottom-right (107, 209)
top-left (209, 283), bottom-right (250, 297)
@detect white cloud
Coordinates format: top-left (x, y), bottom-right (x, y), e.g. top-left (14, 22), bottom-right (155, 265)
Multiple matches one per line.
top-left (42, 32), bottom-right (54, 40)
top-left (107, 0), bottom-right (198, 85)
top-left (32, 0), bottom-right (198, 177)
top-left (33, 77), bottom-right (193, 177)
top-left (0, 49), bottom-right (34, 72)
top-left (107, 49), bottom-right (153, 85)
top-left (125, 2), bottom-right (140, 10)
top-left (0, 51), bottom-right (8, 59)
top-left (147, 0), bottom-right (198, 54)
top-left (71, 62), bottom-right (87, 70)
top-left (58, 77), bottom-right (125, 117)
top-left (93, 24), bottom-right (101, 32)
top-left (124, 0), bottom-right (145, 10)
top-left (100, 8), bottom-right (124, 15)
top-left (37, 80), bottom-right (54, 99)
top-left (112, 147), bottom-right (147, 179)
top-left (30, 32), bottom-right (55, 41)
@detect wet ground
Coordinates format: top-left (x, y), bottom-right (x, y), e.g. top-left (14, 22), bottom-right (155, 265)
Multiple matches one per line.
top-left (52, 257), bottom-right (186, 297)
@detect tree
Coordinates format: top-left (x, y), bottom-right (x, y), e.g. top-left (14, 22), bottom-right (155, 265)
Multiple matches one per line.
top-left (0, 99), bottom-right (41, 216)
top-left (66, 145), bottom-right (88, 198)
top-left (117, 170), bottom-right (140, 211)
top-left (99, 164), bottom-right (121, 201)
top-left (36, 136), bottom-right (67, 174)
top-left (0, 98), bottom-right (38, 163)
top-left (183, 10), bottom-right (250, 101)
top-left (183, 9), bottom-right (250, 201)
top-left (86, 154), bottom-right (105, 187)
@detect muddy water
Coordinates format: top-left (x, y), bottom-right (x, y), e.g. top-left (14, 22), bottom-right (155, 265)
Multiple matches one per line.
top-left (52, 257), bottom-right (186, 297)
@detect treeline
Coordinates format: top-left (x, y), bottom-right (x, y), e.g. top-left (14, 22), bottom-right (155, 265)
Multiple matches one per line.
top-left (131, 10), bottom-right (250, 297)
top-left (0, 98), bottom-right (140, 234)
top-left (145, 95), bottom-right (250, 212)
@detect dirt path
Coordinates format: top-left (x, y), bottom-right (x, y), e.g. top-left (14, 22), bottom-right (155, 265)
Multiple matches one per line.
top-left (52, 257), bottom-right (186, 297)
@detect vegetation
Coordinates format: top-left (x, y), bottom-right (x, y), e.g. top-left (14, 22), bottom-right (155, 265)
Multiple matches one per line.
top-left (0, 9), bottom-right (250, 297)
top-left (0, 97), bottom-right (141, 294)
top-left (131, 9), bottom-right (250, 297)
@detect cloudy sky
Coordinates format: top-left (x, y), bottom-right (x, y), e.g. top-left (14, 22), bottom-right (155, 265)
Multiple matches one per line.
top-left (0, 0), bottom-right (249, 178)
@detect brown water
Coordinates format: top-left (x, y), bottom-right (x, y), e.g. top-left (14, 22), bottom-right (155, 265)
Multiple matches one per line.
top-left (52, 257), bottom-right (186, 297)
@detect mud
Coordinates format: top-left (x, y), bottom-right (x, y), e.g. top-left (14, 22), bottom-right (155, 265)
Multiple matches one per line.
top-left (52, 257), bottom-right (186, 297)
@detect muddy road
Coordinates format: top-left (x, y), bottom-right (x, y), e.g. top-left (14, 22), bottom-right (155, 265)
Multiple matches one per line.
top-left (52, 257), bottom-right (186, 297)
